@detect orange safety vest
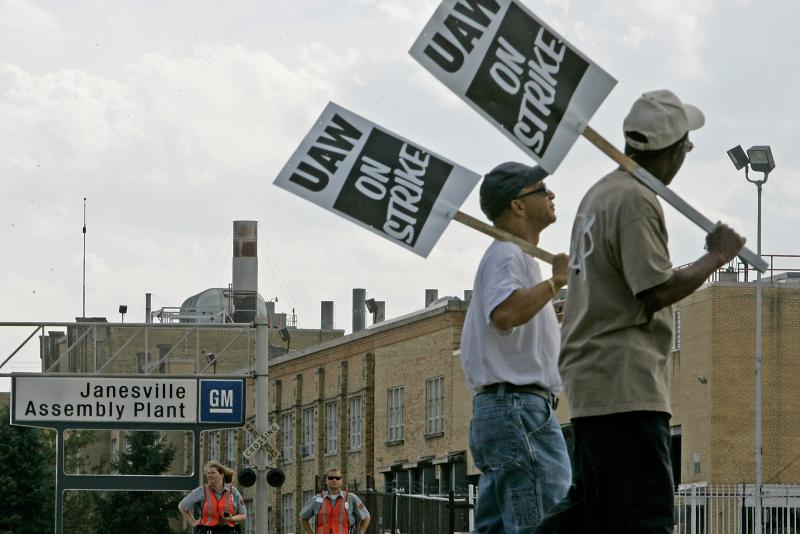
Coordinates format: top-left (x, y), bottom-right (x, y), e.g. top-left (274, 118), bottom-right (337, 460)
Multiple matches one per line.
top-left (199, 483), bottom-right (236, 528)
top-left (316, 491), bottom-right (350, 534)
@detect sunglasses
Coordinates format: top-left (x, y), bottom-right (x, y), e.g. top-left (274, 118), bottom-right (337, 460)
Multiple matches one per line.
top-left (514, 186), bottom-right (551, 200)
top-left (327, 476), bottom-right (342, 480)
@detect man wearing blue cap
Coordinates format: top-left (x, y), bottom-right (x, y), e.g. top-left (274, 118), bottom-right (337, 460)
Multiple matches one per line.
top-left (461, 162), bottom-right (571, 533)
top-left (537, 90), bottom-right (746, 533)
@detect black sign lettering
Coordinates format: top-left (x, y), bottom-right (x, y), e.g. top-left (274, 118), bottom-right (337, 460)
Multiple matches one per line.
top-left (465, 2), bottom-right (588, 156)
top-left (333, 129), bottom-right (452, 247)
top-left (423, 0), bottom-right (501, 73)
top-left (289, 114), bottom-right (364, 192)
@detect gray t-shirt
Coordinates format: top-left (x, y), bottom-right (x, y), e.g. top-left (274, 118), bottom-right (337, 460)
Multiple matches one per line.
top-left (179, 484), bottom-right (247, 516)
top-left (560, 169), bottom-right (674, 418)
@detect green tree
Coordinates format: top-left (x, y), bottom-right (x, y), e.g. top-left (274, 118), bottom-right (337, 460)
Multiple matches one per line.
top-left (94, 431), bottom-right (180, 534)
top-left (0, 404), bottom-right (54, 533)
top-left (62, 430), bottom-right (106, 533)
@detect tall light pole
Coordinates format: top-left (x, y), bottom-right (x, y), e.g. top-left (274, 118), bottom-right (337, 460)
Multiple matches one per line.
top-left (727, 144), bottom-right (775, 534)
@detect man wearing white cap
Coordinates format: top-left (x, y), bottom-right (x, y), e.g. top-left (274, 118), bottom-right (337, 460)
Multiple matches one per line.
top-left (536, 90), bottom-right (746, 533)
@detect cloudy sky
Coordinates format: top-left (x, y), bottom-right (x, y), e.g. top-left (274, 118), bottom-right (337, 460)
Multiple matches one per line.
top-left (1, 0), bottom-right (798, 381)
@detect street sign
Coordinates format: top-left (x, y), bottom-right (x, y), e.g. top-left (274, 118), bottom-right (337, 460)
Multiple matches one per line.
top-left (242, 421), bottom-right (280, 460)
top-left (12, 376), bottom-right (198, 424)
top-left (274, 102), bottom-right (481, 258)
top-left (199, 379), bottom-right (245, 424)
top-left (410, 0), bottom-right (616, 173)
top-left (11, 375), bottom-right (245, 427)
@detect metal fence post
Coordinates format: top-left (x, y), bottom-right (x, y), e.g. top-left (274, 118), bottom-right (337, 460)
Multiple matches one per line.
top-left (448, 490), bottom-right (455, 534)
top-left (390, 490), bottom-right (397, 534)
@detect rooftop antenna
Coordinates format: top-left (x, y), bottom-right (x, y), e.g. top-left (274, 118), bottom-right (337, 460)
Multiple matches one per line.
top-left (82, 197), bottom-right (87, 318)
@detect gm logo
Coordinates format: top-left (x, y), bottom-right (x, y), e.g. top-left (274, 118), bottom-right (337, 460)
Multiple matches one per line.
top-left (199, 379), bottom-right (244, 424)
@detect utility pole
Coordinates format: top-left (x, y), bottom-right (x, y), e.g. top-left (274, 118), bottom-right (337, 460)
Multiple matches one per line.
top-left (255, 316), bottom-right (270, 534)
top-left (82, 197), bottom-right (87, 318)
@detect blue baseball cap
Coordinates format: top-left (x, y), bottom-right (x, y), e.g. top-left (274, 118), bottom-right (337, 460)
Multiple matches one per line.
top-left (479, 162), bottom-right (548, 221)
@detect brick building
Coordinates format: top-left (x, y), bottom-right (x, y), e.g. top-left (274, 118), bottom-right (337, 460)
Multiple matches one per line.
top-left (267, 297), bottom-right (475, 534)
top-left (667, 278), bottom-right (800, 486)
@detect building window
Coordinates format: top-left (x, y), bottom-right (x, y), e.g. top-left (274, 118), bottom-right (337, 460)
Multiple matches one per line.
top-left (302, 407), bottom-right (316, 458)
top-left (388, 386), bottom-right (405, 442)
top-left (282, 494), bottom-right (294, 534)
top-left (303, 490), bottom-right (314, 506)
top-left (325, 402), bottom-right (338, 455)
top-left (349, 396), bottom-right (362, 451)
top-left (110, 438), bottom-right (119, 464)
top-left (426, 376), bottom-right (444, 435)
top-left (673, 308), bottom-right (681, 351)
top-left (136, 352), bottom-right (147, 374)
top-left (208, 431), bottom-right (218, 461)
top-left (226, 429), bottom-right (236, 467)
top-left (282, 413), bottom-right (294, 462)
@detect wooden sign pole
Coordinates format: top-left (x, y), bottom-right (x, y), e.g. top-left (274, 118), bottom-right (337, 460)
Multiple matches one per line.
top-left (453, 210), bottom-right (555, 264)
top-left (580, 125), bottom-right (768, 273)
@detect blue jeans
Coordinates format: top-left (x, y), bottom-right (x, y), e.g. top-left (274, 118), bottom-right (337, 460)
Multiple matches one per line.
top-left (470, 388), bottom-right (571, 534)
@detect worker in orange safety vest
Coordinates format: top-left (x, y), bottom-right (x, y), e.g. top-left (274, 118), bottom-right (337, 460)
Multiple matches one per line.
top-left (179, 461), bottom-right (247, 533)
top-left (299, 468), bottom-right (370, 534)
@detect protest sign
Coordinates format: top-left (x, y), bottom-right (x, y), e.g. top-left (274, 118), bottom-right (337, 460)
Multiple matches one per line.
top-left (274, 102), bottom-right (481, 258)
top-left (411, 0), bottom-right (767, 271)
top-left (410, 0), bottom-right (616, 174)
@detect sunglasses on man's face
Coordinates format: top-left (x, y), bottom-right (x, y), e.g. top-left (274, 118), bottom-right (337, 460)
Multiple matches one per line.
top-left (513, 186), bottom-right (551, 200)
top-left (327, 476), bottom-right (342, 480)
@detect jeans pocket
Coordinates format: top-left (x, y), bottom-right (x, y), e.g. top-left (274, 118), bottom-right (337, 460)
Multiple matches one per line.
top-left (470, 414), bottom-right (519, 471)
top-left (511, 486), bottom-right (540, 528)
top-left (517, 395), bottom-right (553, 437)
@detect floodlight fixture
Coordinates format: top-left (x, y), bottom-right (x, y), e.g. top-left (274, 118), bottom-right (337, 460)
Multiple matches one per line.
top-left (278, 327), bottom-right (291, 342)
top-left (204, 351), bottom-right (216, 364)
top-left (747, 145), bottom-right (775, 174)
top-left (365, 298), bottom-right (378, 314)
top-left (727, 145), bottom-right (749, 171)
top-left (119, 304), bottom-right (127, 323)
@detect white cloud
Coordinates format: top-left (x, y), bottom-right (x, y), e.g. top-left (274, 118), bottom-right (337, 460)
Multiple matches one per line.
top-left (0, 0), bottom-right (60, 44)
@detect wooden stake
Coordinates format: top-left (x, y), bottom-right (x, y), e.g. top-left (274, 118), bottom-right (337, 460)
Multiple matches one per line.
top-left (453, 210), bottom-right (555, 264)
top-left (581, 125), bottom-right (768, 272)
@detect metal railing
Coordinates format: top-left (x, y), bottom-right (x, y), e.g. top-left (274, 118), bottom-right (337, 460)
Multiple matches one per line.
top-left (0, 321), bottom-right (255, 380)
top-left (360, 488), bottom-right (474, 534)
top-left (675, 484), bottom-right (800, 534)
top-left (675, 254), bottom-right (800, 285)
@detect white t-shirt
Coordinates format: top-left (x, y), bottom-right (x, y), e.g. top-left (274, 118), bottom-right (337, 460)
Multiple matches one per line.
top-left (460, 240), bottom-right (562, 394)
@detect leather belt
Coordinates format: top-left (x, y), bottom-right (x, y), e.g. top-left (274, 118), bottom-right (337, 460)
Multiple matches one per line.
top-left (475, 382), bottom-right (559, 409)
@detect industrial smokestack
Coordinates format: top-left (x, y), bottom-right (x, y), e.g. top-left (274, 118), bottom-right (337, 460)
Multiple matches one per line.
top-left (321, 301), bottom-right (334, 330)
top-left (425, 289), bottom-right (439, 307)
top-left (352, 289), bottom-right (366, 333)
top-left (145, 293), bottom-right (152, 323)
top-left (233, 221), bottom-right (258, 323)
top-left (463, 290), bottom-right (473, 304)
top-left (375, 301), bottom-right (385, 323)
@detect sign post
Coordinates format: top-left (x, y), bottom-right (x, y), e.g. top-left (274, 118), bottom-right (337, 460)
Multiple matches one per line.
top-left (255, 317), bottom-right (269, 534)
top-left (410, 0), bottom-right (768, 272)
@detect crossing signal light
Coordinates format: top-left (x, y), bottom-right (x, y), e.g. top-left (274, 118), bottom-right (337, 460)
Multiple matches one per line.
top-left (236, 466), bottom-right (285, 488)
top-left (237, 467), bottom-right (257, 487)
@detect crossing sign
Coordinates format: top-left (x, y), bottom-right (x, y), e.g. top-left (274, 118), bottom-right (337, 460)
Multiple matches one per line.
top-left (242, 421), bottom-right (280, 460)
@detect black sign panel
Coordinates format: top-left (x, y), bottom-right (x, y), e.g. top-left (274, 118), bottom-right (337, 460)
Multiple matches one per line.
top-left (333, 128), bottom-right (453, 247)
top-left (465, 2), bottom-right (589, 157)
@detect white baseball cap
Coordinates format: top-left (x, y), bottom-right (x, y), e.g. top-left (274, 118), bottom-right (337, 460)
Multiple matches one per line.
top-left (623, 89), bottom-right (705, 151)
